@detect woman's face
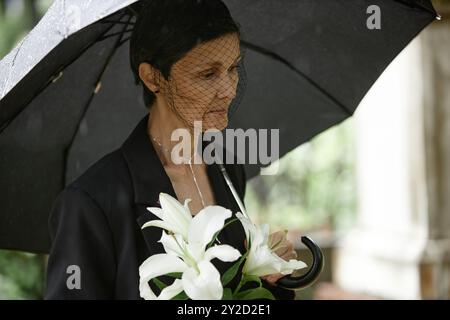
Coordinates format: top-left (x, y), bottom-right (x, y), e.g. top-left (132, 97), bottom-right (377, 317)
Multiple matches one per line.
top-left (162, 33), bottom-right (241, 131)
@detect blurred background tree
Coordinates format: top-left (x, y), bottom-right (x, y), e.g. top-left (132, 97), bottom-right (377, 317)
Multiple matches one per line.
top-left (245, 119), bottom-right (356, 234)
top-left (0, 0), bottom-right (53, 57)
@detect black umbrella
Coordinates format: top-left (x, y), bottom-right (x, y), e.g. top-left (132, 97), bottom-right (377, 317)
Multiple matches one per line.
top-left (0, 0), bottom-right (438, 290)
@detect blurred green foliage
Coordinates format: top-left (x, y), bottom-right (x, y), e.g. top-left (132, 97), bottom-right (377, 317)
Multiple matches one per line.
top-left (0, 0), bottom-right (53, 58)
top-left (245, 119), bottom-right (356, 233)
top-left (0, 251), bottom-right (45, 299)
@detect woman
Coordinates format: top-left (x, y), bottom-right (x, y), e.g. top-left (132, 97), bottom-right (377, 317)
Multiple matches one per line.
top-left (45, 0), bottom-right (297, 300)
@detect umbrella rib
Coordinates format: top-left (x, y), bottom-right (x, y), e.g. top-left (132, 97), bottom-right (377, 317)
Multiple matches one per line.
top-left (241, 40), bottom-right (353, 117)
top-left (126, 5), bottom-right (139, 17)
top-left (63, 14), bottom-right (133, 185)
top-left (97, 28), bottom-right (134, 42)
top-left (117, 36), bottom-right (132, 48)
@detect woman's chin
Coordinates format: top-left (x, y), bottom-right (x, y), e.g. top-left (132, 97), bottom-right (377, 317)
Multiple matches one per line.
top-left (202, 116), bottom-right (229, 132)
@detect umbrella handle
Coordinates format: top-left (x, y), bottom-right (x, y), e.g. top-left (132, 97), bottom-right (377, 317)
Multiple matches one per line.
top-left (276, 236), bottom-right (324, 290)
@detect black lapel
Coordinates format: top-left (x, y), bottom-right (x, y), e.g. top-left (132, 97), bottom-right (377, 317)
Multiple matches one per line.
top-left (121, 114), bottom-right (175, 256)
top-left (121, 113), bottom-right (175, 206)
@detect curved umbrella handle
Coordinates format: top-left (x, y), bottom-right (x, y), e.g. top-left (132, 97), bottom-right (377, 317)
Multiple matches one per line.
top-left (276, 236), bottom-right (324, 290)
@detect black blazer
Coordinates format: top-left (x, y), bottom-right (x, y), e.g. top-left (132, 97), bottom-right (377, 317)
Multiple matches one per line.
top-left (44, 114), bottom-right (295, 300)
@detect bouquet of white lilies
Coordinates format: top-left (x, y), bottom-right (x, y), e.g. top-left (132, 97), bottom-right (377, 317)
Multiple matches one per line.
top-left (139, 193), bottom-right (307, 300)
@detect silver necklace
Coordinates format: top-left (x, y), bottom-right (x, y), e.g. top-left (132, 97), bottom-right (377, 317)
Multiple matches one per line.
top-left (150, 135), bottom-right (206, 208)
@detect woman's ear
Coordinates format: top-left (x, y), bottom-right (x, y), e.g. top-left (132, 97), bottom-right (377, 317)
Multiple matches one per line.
top-left (138, 62), bottom-right (160, 94)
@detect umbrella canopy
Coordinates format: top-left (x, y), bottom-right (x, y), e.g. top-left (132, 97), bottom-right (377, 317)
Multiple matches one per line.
top-left (0, 0), bottom-right (437, 253)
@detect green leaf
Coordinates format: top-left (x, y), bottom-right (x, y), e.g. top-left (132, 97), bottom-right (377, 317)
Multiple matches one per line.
top-left (172, 291), bottom-right (189, 300)
top-left (240, 275), bottom-right (262, 288)
top-left (233, 275), bottom-right (262, 296)
top-left (152, 277), bottom-right (188, 300)
top-left (235, 287), bottom-right (276, 300)
top-left (221, 251), bottom-right (248, 287)
top-left (165, 272), bottom-right (183, 279)
top-left (151, 277), bottom-right (168, 291)
top-left (221, 288), bottom-right (233, 300)
top-left (207, 218), bottom-right (239, 249)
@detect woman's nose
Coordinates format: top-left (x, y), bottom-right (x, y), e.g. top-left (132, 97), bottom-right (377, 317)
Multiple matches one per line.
top-left (216, 73), bottom-right (237, 100)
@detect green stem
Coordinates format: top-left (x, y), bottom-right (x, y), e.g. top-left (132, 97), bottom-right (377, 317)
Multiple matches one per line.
top-left (233, 275), bottom-right (246, 296)
top-left (207, 218), bottom-right (238, 248)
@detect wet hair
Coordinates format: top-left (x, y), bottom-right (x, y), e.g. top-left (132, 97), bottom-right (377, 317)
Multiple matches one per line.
top-left (129, 0), bottom-right (241, 108)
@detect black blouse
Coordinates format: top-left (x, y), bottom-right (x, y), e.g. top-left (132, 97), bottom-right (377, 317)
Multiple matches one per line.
top-left (44, 114), bottom-right (295, 300)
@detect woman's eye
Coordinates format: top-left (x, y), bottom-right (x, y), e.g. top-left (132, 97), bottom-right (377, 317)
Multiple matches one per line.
top-left (203, 72), bottom-right (215, 79)
top-left (200, 65), bottom-right (239, 80)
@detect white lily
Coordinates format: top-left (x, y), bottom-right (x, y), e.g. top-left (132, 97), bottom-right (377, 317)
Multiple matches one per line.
top-left (143, 193), bottom-right (193, 241)
top-left (236, 212), bottom-right (307, 277)
top-left (139, 193), bottom-right (241, 300)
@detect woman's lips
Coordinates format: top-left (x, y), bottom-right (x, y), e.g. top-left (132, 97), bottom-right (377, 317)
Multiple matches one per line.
top-left (208, 108), bottom-right (228, 115)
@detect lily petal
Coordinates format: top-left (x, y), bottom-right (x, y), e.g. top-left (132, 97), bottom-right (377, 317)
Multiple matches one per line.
top-left (189, 206), bottom-right (231, 249)
top-left (146, 206), bottom-right (164, 220)
top-left (157, 279), bottom-right (185, 300)
top-left (186, 242), bottom-right (205, 263)
top-left (139, 253), bottom-right (188, 282)
top-left (139, 253), bottom-right (188, 300)
top-left (204, 245), bottom-right (241, 263)
top-left (139, 277), bottom-right (157, 300)
top-left (159, 193), bottom-right (192, 236)
top-left (140, 277), bottom-right (185, 300)
top-left (278, 257), bottom-right (308, 275)
top-left (141, 220), bottom-right (185, 235)
top-left (182, 261), bottom-right (223, 300)
top-left (243, 245), bottom-right (282, 277)
top-left (158, 231), bottom-right (187, 258)
top-left (260, 224), bottom-right (270, 245)
top-left (183, 198), bottom-right (192, 217)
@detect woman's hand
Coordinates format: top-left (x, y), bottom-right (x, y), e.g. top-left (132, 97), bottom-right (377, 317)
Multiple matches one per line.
top-left (262, 230), bottom-right (297, 285)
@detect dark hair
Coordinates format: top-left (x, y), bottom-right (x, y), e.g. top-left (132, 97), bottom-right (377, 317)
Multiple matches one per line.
top-left (129, 0), bottom-right (241, 108)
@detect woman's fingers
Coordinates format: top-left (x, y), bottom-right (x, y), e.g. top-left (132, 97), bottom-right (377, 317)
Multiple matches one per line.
top-left (263, 273), bottom-right (284, 285)
top-left (283, 250), bottom-right (298, 260)
top-left (270, 233), bottom-right (297, 261)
